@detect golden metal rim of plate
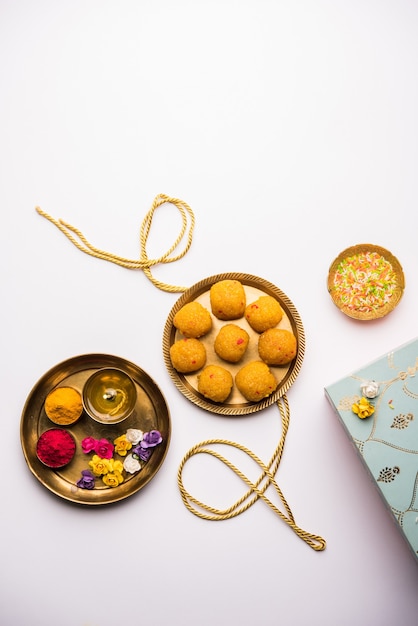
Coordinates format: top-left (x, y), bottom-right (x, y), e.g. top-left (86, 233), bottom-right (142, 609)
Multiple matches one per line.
top-left (20, 353), bottom-right (171, 505)
top-left (162, 272), bottom-right (305, 416)
top-left (327, 243), bottom-right (405, 321)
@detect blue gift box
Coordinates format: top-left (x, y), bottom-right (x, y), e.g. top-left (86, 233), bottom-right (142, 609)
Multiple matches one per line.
top-left (325, 338), bottom-right (418, 561)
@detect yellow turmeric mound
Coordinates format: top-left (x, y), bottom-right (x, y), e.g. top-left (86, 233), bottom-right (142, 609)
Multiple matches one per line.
top-left (45, 386), bottom-right (83, 425)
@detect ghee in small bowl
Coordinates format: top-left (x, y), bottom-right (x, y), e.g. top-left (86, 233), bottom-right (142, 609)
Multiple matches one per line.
top-left (82, 368), bottom-right (137, 424)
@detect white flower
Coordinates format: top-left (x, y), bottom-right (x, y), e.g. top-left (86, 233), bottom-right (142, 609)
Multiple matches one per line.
top-left (126, 428), bottom-right (144, 444)
top-left (123, 454), bottom-right (142, 474)
top-left (360, 380), bottom-right (380, 399)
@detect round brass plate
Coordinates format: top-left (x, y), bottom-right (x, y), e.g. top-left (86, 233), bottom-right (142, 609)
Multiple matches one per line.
top-left (21, 354), bottom-right (171, 505)
top-left (327, 244), bottom-right (405, 321)
top-left (162, 273), bottom-right (305, 416)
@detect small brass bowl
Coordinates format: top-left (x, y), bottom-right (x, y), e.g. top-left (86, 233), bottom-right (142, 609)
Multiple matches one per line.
top-left (327, 244), bottom-right (405, 320)
top-left (83, 368), bottom-right (137, 424)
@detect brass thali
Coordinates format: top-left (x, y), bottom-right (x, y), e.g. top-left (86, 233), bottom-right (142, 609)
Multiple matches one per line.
top-left (327, 244), bottom-right (405, 321)
top-left (163, 272), bottom-right (305, 416)
top-left (20, 354), bottom-right (171, 505)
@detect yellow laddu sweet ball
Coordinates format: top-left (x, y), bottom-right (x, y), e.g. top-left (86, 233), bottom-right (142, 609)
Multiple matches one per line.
top-left (245, 295), bottom-right (283, 333)
top-left (214, 323), bottom-right (250, 363)
top-left (173, 301), bottom-right (212, 338)
top-left (258, 328), bottom-right (297, 366)
top-left (197, 364), bottom-right (234, 403)
top-left (235, 360), bottom-right (277, 402)
top-left (210, 279), bottom-right (246, 320)
top-left (170, 338), bottom-right (207, 373)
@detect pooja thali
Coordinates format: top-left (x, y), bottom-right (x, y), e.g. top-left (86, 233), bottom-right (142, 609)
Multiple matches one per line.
top-left (327, 244), bottom-right (405, 321)
top-left (163, 272), bottom-right (305, 416)
top-left (20, 354), bottom-right (171, 505)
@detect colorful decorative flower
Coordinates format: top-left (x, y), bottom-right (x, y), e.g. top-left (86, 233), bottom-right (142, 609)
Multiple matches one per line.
top-left (123, 454), bottom-right (142, 474)
top-left (108, 458), bottom-right (123, 473)
top-left (102, 470), bottom-right (124, 487)
top-left (94, 438), bottom-right (114, 459)
top-left (89, 454), bottom-right (112, 476)
top-left (132, 444), bottom-right (153, 462)
top-left (76, 469), bottom-right (96, 489)
top-left (360, 380), bottom-right (380, 399)
top-left (352, 397), bottom-right (375, 419)
top-left (140, 430), bottom-right (162, 448)
top-left (79, 429), bottom-right (162, 489)
top-left (113, 434), bottom-right (132, 457)
top-left (126, 428), bottom-right (144, 444)
top-left (81, 436), bottom-right (97, 454)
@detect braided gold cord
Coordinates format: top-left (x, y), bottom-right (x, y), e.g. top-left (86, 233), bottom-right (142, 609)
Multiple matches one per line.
top-left (35, 193), bottom-right (195, 293)
top-left (177, 395), bottom-right (326, 551)
top-left (36, 195), bottom-right (325, 550)
top-left (177, 396), bottom-right (290, 518)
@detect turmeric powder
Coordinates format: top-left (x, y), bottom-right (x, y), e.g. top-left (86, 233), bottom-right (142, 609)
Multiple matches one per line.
top-left (45, 386), bottom-right (83, 425)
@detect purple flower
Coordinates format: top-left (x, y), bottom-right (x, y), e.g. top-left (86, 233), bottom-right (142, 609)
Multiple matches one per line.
top-left (77, 470), bottom-right (96, 490)
top-left (140, 430), bottom-right (162, 449)
top-left (132, 445), bottom-right (153, 462)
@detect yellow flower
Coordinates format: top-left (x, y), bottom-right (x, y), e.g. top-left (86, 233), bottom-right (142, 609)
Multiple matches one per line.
top-left (113, 434), bottom-right (132, 457)
top-left (89, 454), bottom-right (111, 476)
top-left (352, 397), bottom-right (375, 419)
top-left (102, 471), bottom-right (124, 487)
top-left (108, 458), bottom-right (124, 474)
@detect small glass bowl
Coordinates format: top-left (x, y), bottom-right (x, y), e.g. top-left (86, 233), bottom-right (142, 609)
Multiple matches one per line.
top-left (82, 368), bottom-right (137, 424)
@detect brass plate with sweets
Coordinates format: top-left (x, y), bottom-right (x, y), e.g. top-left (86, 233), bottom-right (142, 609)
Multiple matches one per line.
top-left (327, 244), bottom-right (405, 321)
top-left (20, 354), bottom-right (171, 505)
top-left (162, 272), bottom-right (305, 416)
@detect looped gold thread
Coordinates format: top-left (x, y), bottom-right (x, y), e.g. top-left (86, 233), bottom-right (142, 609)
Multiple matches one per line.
top-left (177, 395), bottom-right (326, 551)
top-left (36, 194), bottom-right (325, 549)
top-left (35, 193), bottom-right (195, 293)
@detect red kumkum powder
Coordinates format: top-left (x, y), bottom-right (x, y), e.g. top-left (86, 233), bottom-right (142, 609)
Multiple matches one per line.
top-left (36, 428), bottom-right (76, 468)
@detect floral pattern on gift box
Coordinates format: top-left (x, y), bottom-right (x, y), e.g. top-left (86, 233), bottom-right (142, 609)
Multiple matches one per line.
top-left (325, 339), bottom-right (418, 561)
top-left (377, 466), bottom-right (400, 483)
top-left (391, 413), bottom-right (414, 430)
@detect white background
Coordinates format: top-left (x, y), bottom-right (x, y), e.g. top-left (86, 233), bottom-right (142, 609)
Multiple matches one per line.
top-left (1, 1), bottom-right (418, 625)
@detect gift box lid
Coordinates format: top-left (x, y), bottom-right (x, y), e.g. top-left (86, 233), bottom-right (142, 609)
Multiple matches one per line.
top-left (325, 337), bottom-right (418, 562)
